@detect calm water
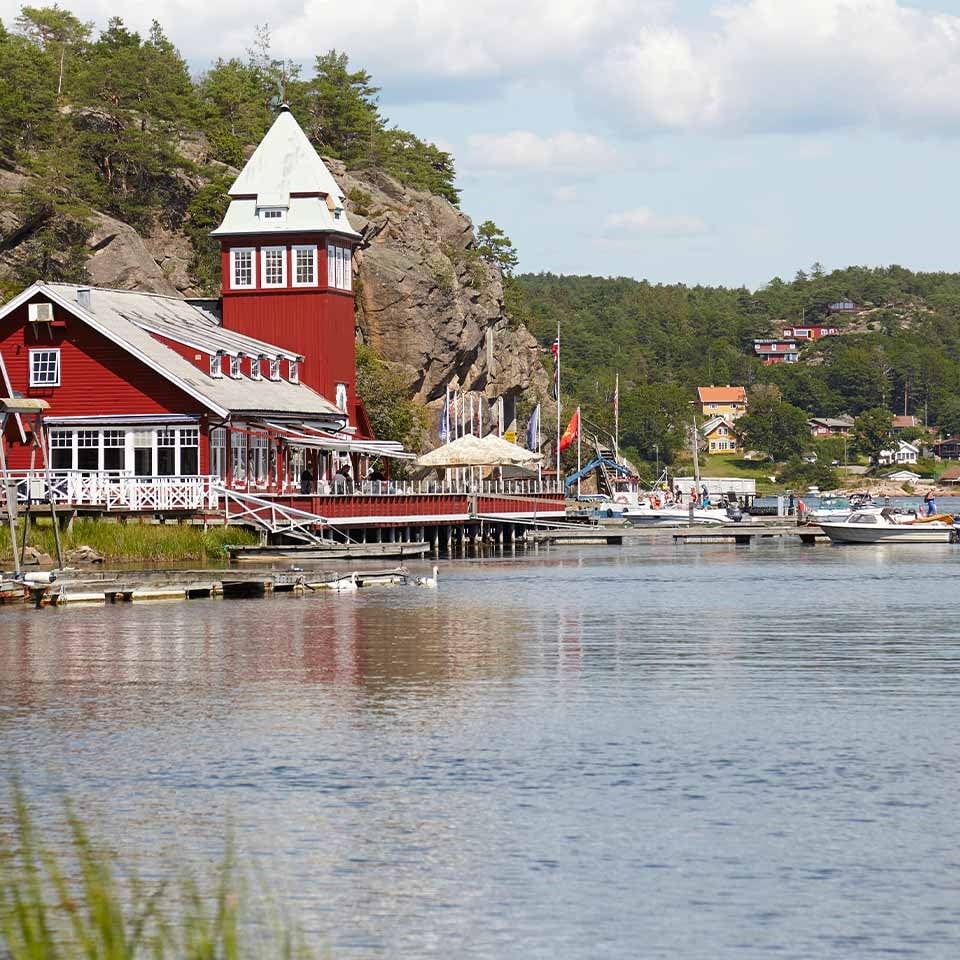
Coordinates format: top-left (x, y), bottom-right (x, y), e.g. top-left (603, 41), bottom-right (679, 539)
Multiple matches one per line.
top-left (3, 541), bottom-right (960, 958)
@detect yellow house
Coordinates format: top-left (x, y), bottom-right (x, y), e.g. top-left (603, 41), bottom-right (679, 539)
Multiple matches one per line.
top-left (702, 416), bottom-right (740, 455)
top-left (697, 385), bottom-right (747, 420)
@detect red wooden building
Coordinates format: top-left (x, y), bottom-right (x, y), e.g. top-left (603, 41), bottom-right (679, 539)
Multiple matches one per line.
top-left (0, 107), bottom-right (563, 531)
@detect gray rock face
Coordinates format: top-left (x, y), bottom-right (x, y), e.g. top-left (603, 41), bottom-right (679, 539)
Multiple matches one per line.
top-left (85, 213), bottom-right (182, 296)
top-left (333, 161), bottom-right (548, 422)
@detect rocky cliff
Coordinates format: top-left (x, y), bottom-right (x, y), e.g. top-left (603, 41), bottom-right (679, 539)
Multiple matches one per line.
top-left (0, 159), bottom-right (549, 430)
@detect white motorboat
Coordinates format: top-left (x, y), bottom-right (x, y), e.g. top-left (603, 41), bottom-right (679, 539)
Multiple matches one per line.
top-left (819, 508), bottom-right (957, 544)
top-left (807, 494), bottom-right (875, 523)
top-left (624, 499), bottom-right (746, 527)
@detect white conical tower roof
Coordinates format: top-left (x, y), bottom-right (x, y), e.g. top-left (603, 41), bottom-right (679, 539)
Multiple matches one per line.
top-left (212, 107), bottom-right (358, 238)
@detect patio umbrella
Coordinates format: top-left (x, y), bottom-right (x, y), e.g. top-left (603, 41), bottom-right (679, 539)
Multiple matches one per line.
top-left (414, 433), bottom-right (541, 468)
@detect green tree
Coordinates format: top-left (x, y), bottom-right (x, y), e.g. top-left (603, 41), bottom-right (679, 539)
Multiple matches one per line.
top-left (15, 4), bottom-right (91, 97)
top-left (736, 392), bottom-right (810, 461)
top-left (853, 408), bottom-right (894, 464)
top-left (619, 383), bottom-right (691, 465)
top-left (355, 344), bottom-right (426, 454)
top-left (476, 220), bottom-right (518, 276)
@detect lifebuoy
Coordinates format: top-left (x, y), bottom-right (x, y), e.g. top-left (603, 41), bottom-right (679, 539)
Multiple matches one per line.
top-left (615, 494), bottom-right (629, 505)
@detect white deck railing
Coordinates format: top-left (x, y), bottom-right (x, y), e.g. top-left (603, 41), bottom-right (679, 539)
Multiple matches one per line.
top-left (282, 478), bottom-right (564, 497)
top-left (0, 470), bottom-right (218, 511)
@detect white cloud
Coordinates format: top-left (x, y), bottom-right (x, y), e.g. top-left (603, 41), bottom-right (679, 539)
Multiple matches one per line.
top-left (552, 185), bottom-right (579, 203)
top-left (588, 0), bottom-right (960, 135)
top-left (604, 207), bottom-right (707, 237)
top-left (465, 130), bottom-right (621, 177)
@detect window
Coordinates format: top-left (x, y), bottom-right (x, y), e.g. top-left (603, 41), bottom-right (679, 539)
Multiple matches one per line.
top-left (269, 358), bottom-right (281, 381)
top-left (51, 430), bottom-right (72, 470)
top-left (293, 246), bottom-right (317, 286)
top-left (288, 359), bottom-right (299, 384)
top-left (231, 431), bottom-right (247, 482)
top-left (327, 244), bottom-right (337, 287)
top-left (210, 351), bottom-right (223, 378)
top-left (230, 248), bottom-right (254, 289)
top-left (335, 245), bottom-right (345, 289)
top-left (249, 433), bottom-right (268, 485)
top-left (103, 430), bottom-right (125, 471)
top-left (133, 431), bottom-right (153, 477)
top-left (259, 207), bottom-right (285, 222)
top-left (249, 356), bottom-right (262, 380)
top-left (341, 246), bottom-right (352, 290)
top-left (261, 246), bottom-right (286, 287)
top-left (157, 428), bottom-right (177, 476)
top-left (30, 349), bottom-right (60, 387)
top-left (230, 354), bottom-right (242, 379)
top-left (335, 382), bottom-right (348, 412)
top-left (179, 428), bottom-right (199, 475)
top-left (77, 430), bottom-right (99, 472)
top-left (210, 428), bottom-right (227, 479)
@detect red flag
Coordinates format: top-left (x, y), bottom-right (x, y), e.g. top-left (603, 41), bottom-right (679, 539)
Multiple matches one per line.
top-left (559, 407), bottom-right (580, 452)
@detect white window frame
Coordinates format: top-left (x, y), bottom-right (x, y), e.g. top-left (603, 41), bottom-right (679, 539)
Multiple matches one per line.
top-left (327, 243), bottom-right (337, 288)
top-left (292, 245), bottom-right (318, 287)
top-left (249, 355), bottom-right (262, 380)
top-left (230, 354), bottom-right (242, 379)
top-left (269, 358), bottom-right (281, 381)
top-left (258, 207), bottom-right (285, 223)
top-left (210, 351), bottom-right (223, 378)
top-left (230, 247), bottom-right (255, 290)
top-left (288, 359), bottom-right (299, 384)
top-left (29, 349), bottom-right (60, 387)
top-left (335, 245), bottom-right (345, 289)
top-left (210, 427), bottom-right (227, 479)
top-left (261, 246), bottom-right (287, 288)
top-left (335, 382), bottom-right (348, 412)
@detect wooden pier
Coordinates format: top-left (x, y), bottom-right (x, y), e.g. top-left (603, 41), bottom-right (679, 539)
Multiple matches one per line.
top-left (527, 523), bottom-right (826, 547)
top-left (1, 566), bottom-right (415, 608)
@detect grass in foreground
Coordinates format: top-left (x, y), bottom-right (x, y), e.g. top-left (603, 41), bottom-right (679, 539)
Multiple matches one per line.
top-left (0, 788), bottom-right (312, 959)
top-left (0, 519), bottom-right (259, 563)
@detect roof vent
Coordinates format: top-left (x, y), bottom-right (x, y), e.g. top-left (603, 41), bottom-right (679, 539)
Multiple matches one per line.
top-left (76, 287), bottom-right (91, 311)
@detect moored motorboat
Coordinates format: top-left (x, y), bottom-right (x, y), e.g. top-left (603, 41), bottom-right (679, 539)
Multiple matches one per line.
top-left (819, 508), bottom-right (957, 544)
top-left (623, 499), bottom-right (745, 527)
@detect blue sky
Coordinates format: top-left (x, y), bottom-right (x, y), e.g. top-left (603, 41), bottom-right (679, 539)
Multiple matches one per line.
top-left (4, 0), bottom-right (959, 289)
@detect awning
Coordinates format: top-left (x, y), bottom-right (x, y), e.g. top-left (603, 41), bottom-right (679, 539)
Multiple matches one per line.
top-left (257, 420), bottom-right (416, 460)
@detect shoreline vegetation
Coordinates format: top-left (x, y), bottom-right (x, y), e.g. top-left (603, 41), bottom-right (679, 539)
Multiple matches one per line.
top-left (0, 519), bottom-right (258, 565)
top-left (0, 788), bottom-right (312, 959)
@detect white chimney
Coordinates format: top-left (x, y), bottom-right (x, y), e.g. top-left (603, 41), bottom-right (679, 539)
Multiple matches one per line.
top-left (76, 287), bottom-right (91, 311)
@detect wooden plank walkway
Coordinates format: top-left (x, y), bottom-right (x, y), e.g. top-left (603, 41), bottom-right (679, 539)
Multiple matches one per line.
top-left (527, 523), bottom-right (825, 546)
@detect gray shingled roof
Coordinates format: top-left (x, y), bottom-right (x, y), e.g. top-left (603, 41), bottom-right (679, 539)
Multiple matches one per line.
top-left (21, 283), bottom-right (345, 422)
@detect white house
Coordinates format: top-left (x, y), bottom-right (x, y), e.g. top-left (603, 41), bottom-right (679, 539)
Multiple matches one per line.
top-left (878, 439), bottom-right (919, 466)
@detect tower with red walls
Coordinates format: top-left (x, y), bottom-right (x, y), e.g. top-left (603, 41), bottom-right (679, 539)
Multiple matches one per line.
top-left (212, 106), bottom-right (362, 429)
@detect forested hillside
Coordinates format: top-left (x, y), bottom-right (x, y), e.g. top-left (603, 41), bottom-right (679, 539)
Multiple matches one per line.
top-left (0, 7), bottom-right (457, 295)
top-left (517, 266), bottom-right (960, 466)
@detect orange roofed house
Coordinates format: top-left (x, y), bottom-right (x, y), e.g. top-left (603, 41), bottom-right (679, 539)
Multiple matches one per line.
top-left (697, 386), bottom-right (747, 421)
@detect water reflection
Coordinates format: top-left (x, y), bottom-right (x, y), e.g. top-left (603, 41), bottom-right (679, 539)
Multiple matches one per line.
top-left (3, 544), bottom-right (960, 958)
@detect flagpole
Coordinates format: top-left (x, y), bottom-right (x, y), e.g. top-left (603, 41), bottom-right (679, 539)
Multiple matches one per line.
top-left (537, 404), bottom-right (542, 485)
top-left (614, 372), bottom-right (619, 457)
top-left (555, 321), bottom-right (561, 494)
top-left (576, 406), bottom-right (581, 498)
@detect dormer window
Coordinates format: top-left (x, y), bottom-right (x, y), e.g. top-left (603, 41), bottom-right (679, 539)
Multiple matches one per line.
top-left (269, 358), bottom-right (281, 381)
top-left (259, 207), bottom-right (285, 223)
top-left (230, 354), bottom-right (242, 379)
top-left (250, 356), bottom-right (262, 380)
top-left (210, 351), bottom-right (223, 378)
top-left (288, 359), bottom-right (299, 384)
top-left (335, 382), bottom-right (348, 412)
